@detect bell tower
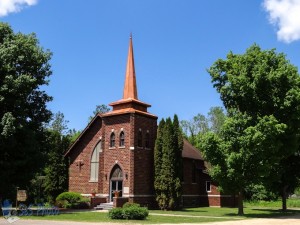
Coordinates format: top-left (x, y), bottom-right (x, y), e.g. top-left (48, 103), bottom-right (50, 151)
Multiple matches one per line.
top-left (102, 35), bottom-right (157, 206)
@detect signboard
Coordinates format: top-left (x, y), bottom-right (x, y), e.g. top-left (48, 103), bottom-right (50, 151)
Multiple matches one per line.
top-left (17, 190), bottom-right (27, 201)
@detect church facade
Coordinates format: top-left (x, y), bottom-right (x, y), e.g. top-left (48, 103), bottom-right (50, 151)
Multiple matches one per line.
top-left (65, 37), bottom-right (236, 208)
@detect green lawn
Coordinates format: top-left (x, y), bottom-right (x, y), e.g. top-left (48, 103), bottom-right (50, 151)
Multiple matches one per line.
top-left (18, 206), bottom-right (300, 224)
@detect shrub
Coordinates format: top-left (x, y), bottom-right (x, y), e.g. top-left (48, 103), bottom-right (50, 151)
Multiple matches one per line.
top-left (123, 206), bottom-right (148, 220)
top-left (108, 203), bottom-right (149, 220)
top-left (56, 192), bottom-right (89, 209)
top-left (108, 208), bottom-right (124, 219)
top-left (122, 202), bottom-right (140, 208)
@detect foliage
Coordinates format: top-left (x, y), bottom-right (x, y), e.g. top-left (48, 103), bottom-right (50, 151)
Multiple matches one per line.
top-left (108, 207), bottom-right (124, 219)
top-left (108, 203), bottom-right (149, 220)
top-left (0, 22), bottom-right (53, 199)
top-left (245, 184), bottom-right (278, 201)
top-left (49, 111), bottom-right (69, 135)
top-left (55, 192), bottom-right (89, 209)
top-left (43, 130), bottom-right (70, 203)
top-left (180, 107), bottom-right (226, 145)
top-left (88, 104), bottom-right (110, 121)
top-left (204, 44), bottom-right (300, 213)
top-left (294, 186), bottom-right (300, 197)
top-left (154, 115), bottom-right (183, 210)
top-left (123, 202), bottom-right (141, 208)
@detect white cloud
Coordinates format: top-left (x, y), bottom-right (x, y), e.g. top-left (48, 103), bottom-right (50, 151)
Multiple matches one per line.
top-left (0, 0), bottom-right (38, 17)
top-left (263, 0), bottom-right (300, 43)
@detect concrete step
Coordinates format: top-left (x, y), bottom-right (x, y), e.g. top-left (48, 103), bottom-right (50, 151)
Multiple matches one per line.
top-left (94, 202), bottom-right (113, 210)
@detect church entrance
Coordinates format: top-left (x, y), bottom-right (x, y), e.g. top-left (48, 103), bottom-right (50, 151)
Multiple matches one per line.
top-left (110, 166), bottom-right (123, 202)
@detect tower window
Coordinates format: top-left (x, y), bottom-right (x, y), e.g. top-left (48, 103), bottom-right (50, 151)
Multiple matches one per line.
top-left (119, 131), bottom-right (125, 147)
top-left (145, 132), bottom-right (150, 148)
top-left (137, 129), bottom-right (143, 147)
top-left (110, 132), bottom-right (115, 148)
top-left (206, 181), bottom-right (211, 192)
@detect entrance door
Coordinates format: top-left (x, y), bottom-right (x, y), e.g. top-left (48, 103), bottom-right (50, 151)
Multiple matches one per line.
top-left (110, 166), bottom-right (123, 202)
top-left (110, 180), bottom-right (123, 202)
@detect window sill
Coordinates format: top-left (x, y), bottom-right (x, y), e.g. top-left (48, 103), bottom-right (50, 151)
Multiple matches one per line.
top-left (109, 147), bottom-right (116, 150)
top-left (145, 147), bottom-right (151, 150)
top-left (119, 146), bottom-right (125, 149)
top-left (89, 180), bottom-right (98, 183)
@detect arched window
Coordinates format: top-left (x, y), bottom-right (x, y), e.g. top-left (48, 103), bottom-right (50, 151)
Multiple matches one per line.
top-left (145, 132), bottom-right (150, 148)
top-left (90, 141), bottom-right (102, 181)
top-left (137, 129), bottom-right (143, 147)
top-left (119, 131), bottom-right (125, 147)
top-left (110, 132), bottom-right (115, 148)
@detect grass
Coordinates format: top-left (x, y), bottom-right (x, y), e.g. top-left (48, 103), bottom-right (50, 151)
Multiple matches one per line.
top-left (245, 198), bottom-right (300, 208)
top-left (16, 205), bottom-right (300, 224)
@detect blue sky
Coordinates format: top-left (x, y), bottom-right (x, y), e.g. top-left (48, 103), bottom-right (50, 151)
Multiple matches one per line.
top-left (1, 0), bottom-right (300, 131)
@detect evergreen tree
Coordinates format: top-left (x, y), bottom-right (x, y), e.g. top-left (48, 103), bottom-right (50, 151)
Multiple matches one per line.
top-left (154, 115), bottom-right (183, 210)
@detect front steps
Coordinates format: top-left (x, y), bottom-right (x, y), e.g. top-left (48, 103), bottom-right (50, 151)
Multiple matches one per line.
top-left (94, 202), bottom-right (113, 210)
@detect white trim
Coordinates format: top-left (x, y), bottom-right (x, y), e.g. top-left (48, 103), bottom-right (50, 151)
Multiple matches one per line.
top-left (182, 194), bottom-right (234, 198)
top-left (88, 180), bottom-right (98, 183)
top-left (81, 193), bottom-right (109, 197)
top-left (206, 181), bottom-right (211, 192)
top-left (130, 146), bottom-right (135, 150)
top-left (122, 194), bottom-right (155, 198)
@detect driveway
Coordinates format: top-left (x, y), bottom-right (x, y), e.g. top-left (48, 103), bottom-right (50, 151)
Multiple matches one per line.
top-left (1, 214), bottom-right (300, 225)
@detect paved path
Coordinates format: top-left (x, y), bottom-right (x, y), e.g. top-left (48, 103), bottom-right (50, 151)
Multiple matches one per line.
top-left (1, 215), bottom-right (300, 225)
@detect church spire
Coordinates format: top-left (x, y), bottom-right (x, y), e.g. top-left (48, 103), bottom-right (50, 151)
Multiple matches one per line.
top-left (123, 34), bottom-right (138, 100)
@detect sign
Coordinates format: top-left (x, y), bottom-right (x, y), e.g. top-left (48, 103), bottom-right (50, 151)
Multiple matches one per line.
top-left (17, 190), bottom-right (27, 201)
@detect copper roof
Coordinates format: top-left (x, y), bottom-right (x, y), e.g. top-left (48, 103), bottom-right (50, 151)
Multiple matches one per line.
top-left (182, 139), bottom-right (204, 160)
top-left (123, 34), bottom-right (138, 100)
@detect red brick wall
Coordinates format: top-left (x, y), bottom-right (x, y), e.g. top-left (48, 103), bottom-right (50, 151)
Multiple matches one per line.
top-left (68, 117), bottom-right (103, 194)
top-left (68, 112), bottom-right (157, 203)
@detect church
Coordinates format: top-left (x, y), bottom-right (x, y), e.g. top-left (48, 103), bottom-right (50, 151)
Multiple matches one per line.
top-left (64, 36), bottom-right (236, 208)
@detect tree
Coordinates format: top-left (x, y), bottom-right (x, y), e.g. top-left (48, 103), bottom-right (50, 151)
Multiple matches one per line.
top-left (154, 115), bottom-right (183, 210)
top-left (43, 112), bottom-right (71, 203)
top-left (200, 113), bottom-right (286, 215)
top-left (0, 22), bottom-right (52, 199)
top-left (204, 44), bottom-right (300, 213)
top-left (88, 104), bottom-right (110, 121)
top-left (180, 113), bottom-right (208, 145)
top-left (43, 130), bottom-right (70, 203)
top-left (207, 106), bottom-right (226, 135)
top-left (180, 107), bottom-right (226, 146)
top-left (50, 111), bottom-right (69, 134)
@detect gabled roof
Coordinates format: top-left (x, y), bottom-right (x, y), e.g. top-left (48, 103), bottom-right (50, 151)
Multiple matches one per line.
top-left (64, 113), bottom-right (101, 157)
top-left (182, 139), bottom-right (204, 160)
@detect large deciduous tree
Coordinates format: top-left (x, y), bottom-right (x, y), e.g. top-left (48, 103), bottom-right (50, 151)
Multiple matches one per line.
top-left (201, 44), bottom-right (300, 214)
top-left (0, 22), bottom-right (53, 199)
top-left (154, 115), bottom-right (183, 210)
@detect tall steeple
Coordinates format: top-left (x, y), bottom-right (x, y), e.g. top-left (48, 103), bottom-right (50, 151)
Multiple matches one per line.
top-left (103, 35), bottom-right (156, 119)
top-left (123, 34), bottom-right (138, 100)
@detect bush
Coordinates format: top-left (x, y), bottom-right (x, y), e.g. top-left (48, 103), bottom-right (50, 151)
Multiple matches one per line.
top-left (122, 202), bottom-right (140, 208)
top-left (56, 192), bottom-right (89, 209)
top-left (123, 206), bottom-right (148, 220)
top-left (108, 203), bottom-right (149, 220)
top-left (108, 208), bottom-right (124, 219)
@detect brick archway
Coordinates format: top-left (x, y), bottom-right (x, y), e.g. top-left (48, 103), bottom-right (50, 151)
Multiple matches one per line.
top-left (109, 165), bottom-right (123, 202)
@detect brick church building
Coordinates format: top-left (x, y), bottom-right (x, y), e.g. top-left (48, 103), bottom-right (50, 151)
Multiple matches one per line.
top-left (65, 36), bottom-right (236, 208)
